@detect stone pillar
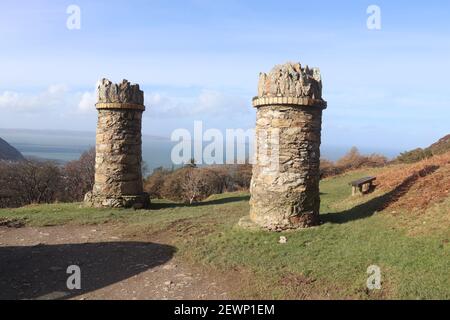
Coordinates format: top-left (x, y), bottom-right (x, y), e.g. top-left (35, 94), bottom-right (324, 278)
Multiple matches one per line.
top-left (84, 79), bottom-right (150, 209)
top-left (248, 62), bottom-right (327, 231)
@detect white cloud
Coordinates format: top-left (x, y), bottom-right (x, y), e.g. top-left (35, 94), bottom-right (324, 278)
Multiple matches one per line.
top-left (0, 84), bottom-right (69, 112)
top-left (77, 91), bottom-right (96, 113)
top-left (0, 84), bottom-right (100, 116)
top-left (145, 89), bottom-right (250, 118)
top-left (0, 84), bottom-right (251, 119)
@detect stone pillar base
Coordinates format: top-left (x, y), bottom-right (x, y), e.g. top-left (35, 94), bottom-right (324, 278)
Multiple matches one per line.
top-left (84, 192), bottom-right (150, 209)
top-left (245, 211), bottom-right (319, 232)
top-left (237, 214), bottom-right (319, 232)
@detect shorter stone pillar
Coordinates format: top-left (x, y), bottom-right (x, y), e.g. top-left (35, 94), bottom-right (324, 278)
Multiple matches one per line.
top-left (247, 62), bottom-right (327, 231)
top-left (85, 79), bottom-right (150, 209)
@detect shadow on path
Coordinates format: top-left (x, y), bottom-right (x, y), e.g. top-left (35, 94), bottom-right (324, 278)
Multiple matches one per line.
top-left (0, 241), bottom-right (176, 300)
top-left (321, 165), bottom-right (439, 224)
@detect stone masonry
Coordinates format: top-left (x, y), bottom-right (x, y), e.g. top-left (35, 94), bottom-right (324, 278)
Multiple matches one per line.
top-left (84, 79), bottom-right (150, 209)
top-left (248, 62), bottom-right (327, 231)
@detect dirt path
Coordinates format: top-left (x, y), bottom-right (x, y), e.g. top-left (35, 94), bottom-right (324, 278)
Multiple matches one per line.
top-left (0, 224), bottom-right (230, 300)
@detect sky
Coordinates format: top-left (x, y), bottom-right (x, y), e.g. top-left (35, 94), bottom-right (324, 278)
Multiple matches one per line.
top-left (0, 0), bottom-right (449, 154)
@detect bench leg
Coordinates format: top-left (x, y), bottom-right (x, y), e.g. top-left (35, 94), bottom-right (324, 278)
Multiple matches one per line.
top-left (362, 183), bottom-right (368, 193)
top-left (352, 186), bottom-right (357, 196)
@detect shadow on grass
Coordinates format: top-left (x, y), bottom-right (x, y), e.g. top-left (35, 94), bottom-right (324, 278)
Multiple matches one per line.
top-left (321, 165), bottom-right (439, 224)
top-left (0, 241), bottom-right (176, 300)
top-left (150, 195), bottom-right (250, 210)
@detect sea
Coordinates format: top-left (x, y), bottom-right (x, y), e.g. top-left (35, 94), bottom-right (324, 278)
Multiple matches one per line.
top-left (0, 128), bottom-right (401, 172)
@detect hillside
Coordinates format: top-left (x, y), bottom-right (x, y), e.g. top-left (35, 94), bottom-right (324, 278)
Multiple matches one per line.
top-left (429, 134), bottom-right (450, 155)
top-left (0, 153), bottom-right (449, 300)
top-left (0, 137), bottom-right (24, 161)
top-left (376, 151), bottom-right (450, 212)
top-left (396, 134), bottom-right (450, 163)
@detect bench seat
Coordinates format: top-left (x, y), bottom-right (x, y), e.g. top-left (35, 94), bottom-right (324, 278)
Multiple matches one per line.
top-left (349, 176), bottom-right (376, 196)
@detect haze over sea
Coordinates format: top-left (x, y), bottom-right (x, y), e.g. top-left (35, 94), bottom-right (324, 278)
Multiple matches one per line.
top-left (0, 128), bottom-right (403, 171)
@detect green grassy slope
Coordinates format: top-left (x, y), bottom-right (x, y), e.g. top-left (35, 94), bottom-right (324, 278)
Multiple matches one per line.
top-left (1, 169), bottom-right (449, 299)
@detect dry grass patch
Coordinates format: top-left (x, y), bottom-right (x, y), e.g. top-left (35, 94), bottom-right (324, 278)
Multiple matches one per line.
top-left (376, 152), bottom-right (450, 210)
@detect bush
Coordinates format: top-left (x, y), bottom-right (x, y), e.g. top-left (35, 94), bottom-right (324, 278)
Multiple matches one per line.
top-left (320, 159), bottom-right (343, 178)
top-left (320, 147), bottom-right (388, 178)
top-left (394, 134), bottom-right (450, 164)
top-left (145, 164), bottom-right (253, 204)
top-left (144, 167), bottom-right (172, 199)
top-left (207, 164), bottom-right (252, 191)
top-left (335, 147), bottom-right (387, 171)
top-left (396, 148), bottom-right (433, 164)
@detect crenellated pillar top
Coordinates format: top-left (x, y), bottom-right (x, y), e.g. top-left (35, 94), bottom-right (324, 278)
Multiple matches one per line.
top-left (96, 78), bottom-right (145, 111)
top-left (253, 62), bottom-right (327, 109)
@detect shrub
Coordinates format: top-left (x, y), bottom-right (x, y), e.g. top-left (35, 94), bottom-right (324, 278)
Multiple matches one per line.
top-left (320, 159), bottom-right (343, 178)
top-left (158, 167), bottom-right (221, 204)
top-left (320, 147), bottom-right (388, 178)
top-left (146, 164), bottom-right (253, 204)
top-left (396, 148), bottom-right (433, 164)
top-left (144, 167), bottom-right (172, 199)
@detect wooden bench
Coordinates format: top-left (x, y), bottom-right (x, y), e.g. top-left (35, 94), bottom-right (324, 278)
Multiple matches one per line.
top-left (349, 176), bottom-right (376, 196)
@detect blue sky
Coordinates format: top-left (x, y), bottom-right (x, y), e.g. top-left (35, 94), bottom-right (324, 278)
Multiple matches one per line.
top-left (0, 0), bottom-right (449, 155)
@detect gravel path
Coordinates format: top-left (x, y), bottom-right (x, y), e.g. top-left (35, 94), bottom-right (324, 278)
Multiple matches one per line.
top-left (0, 224), bottom-right (230, 300)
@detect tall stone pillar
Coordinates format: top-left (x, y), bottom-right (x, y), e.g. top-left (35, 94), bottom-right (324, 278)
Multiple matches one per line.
top-left (85, 79), bottom-right (150, 209)
top-left (248, 62), bottom-right (327, 231)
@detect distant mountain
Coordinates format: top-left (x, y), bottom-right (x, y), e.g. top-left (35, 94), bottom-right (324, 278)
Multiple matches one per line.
top-left (0, 137), bottom-right (24, 161)
top-left (395, 134), bottom-right (450, 163)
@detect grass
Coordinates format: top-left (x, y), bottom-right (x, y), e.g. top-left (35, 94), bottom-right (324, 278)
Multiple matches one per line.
top-left (0, 169), bottom-right (449, 299)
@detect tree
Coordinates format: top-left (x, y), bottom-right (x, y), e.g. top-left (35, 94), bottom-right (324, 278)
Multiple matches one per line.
top-left (336, 147), bottom-right (365, 170)
top-left (61, 147), bottom-right (95, 201)
top-left (159, 167), bottom-right (224, 204)
top-left (181, 168), bottom-right (213, 204)
top-left (0, 160), bottom-right (62, 207)
top-left (185, 158), bottom-right (197, 168)
top-left (0, 148), bottom-right (96, 208)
